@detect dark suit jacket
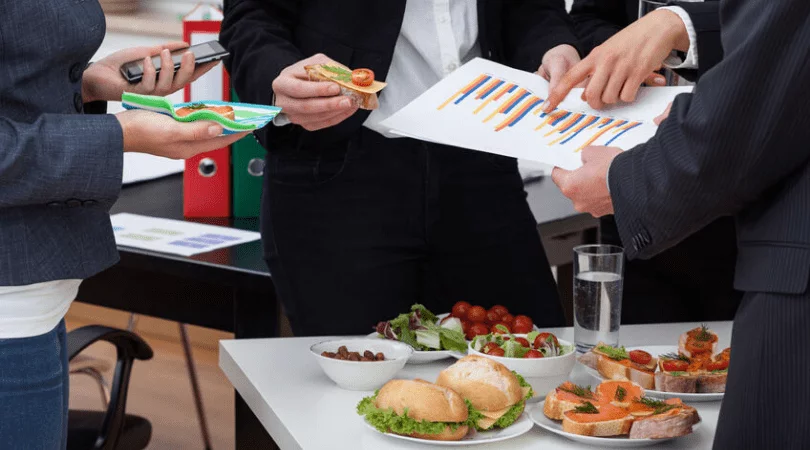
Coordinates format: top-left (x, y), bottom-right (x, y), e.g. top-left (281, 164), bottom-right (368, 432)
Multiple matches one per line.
top-left (571, 0), bottom-right (722, 80)
top-left (0, 0), bottom-right (124, 286)
top-left (609, 0), bottom-right (810, 296)
top-left (220, 0), bottom-right (580, 152)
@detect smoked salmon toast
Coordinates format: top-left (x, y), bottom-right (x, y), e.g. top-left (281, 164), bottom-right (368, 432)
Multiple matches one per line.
top-left (543, 382), bottom-right (600, 420)
top-left (176, 104), bottom-right (235, 120)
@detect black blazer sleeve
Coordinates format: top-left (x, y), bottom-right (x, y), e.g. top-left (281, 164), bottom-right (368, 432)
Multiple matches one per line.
top-left (502, 0), bottom-right (582, 72)
top-left (569, 0), bottom-right (631, 54)
top-left (607, 0), bottom-right (810, 260)
top-left (220, 0), bottom-right (304, 146)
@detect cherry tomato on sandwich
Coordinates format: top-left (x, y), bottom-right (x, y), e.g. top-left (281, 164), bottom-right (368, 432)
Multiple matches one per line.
top-left (491, 322), bottom-right (511, 334)
top-left (485, 310), bottom-right (501, 324)
top-left (490, 305), bottom-right (509, 318)
top-left (533, 332), bottom-right (560, 350)
top-left (629, 350), bottom-right (653, 365)
top-left (482, 342), bottom-right (501, 355)
top-left (467, 323), bottom-right (490, 339)
top-left (705, 360), bottom-right (729, 371)
top-left (513, 337), bottom-right (531, 348)
top-left (351, 68), bottom-right (375, 87)
top-left (467, 306), bottom-right (487, 323)
top-left (525, 349), bottom-right (544, 358)
top-left (685, 340), bottom-right (711, 356)
top-left (662, 360), bottom-right (689, 372)
top-left (451, 301), bottom-right (471, 318)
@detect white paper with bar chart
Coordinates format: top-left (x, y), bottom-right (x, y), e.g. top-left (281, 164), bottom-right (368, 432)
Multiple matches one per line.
top-left (381, 58), bottom-right (692, 170)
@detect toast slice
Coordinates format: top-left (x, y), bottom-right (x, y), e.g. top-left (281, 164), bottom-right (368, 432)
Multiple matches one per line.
top-left (629, 401), bottom-right (701, 439)
top-left (655, 371), bottom-right (698, 393)
top-left (304, 63), bottom-right (384, 110)
top-left (562, 402), bottom-right (634, 437)
top-left (592, 345), bottom-right (656, 390)
top-left (697, 371), bottom-right (727, 393)
top-left (544, 382), bottom-right (600, 420)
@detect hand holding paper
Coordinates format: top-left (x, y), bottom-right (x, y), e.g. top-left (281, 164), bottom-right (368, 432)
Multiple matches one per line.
top-left (552, 146), bottom-right (622, 217)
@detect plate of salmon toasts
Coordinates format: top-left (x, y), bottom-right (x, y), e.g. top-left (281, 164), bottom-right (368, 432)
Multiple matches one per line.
top-left (530, 380), bottom-right (701, 447)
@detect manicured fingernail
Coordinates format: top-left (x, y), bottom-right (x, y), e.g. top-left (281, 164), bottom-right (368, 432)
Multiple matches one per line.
top-left (339, 98), bottom-right (351, 108)
top-left (208, 126), bottom-right (220, 137)
top-left (655, 77), bottom-right (666, 85)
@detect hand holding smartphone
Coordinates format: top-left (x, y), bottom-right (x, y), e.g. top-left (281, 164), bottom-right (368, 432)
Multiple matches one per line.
top-left (120, 40), bottom-right (229, 83)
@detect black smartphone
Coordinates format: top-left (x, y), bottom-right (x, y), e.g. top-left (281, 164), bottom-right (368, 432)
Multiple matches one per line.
top-left (120, 40), bottom-right (229, 84)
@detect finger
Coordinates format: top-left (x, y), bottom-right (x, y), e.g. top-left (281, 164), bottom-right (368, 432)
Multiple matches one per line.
top-left (288, 106), bottom-right (358, 126)
top-left (583, 66), bottom-right (611, 109)
top-left (179, 131), bottom-right (252, 159)
top-left (273, 75), bottom-right (341, 99)
top-left (188, 61), bottom-right (219, 84)
top-left (620, 70), bottom-right (648, 103)
top-left (551, 167), bottom-right (571, 190)
top-left (297, 107), bottom-right (359, 131)
top-left (544, 59), bottom-right (569, 93)
top-left (654, 102), bottom-right (673, 125)
top-left (155, 49), bottom-right (175, 93)
top-left (601, 67), bottom-right (629, 105)
top-left (535, 65), bottom-right (550, 81)
top-left (171, 120), bottom-right (224, 142)
top-left (171, 51), bottom-right (196, 91)
top-left (580, 146), bottom-right (601, 164)
top-left (276, 94), bottom-right (355, 115)
top-left (139, 56), bottom-right (157, 92)
top-left (159, 41), bottom-right (190, 52)
top-left (544, 60), bottom-right (592, 112)
top-left (644, 72), bottom-right (666, 86)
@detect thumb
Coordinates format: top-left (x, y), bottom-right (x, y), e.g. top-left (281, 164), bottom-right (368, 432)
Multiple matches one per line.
top-left (654, 102), bottom-right (673, 126)
top-left (581, 146), bottom-right (599, 164)
top-left (644, 72), bottom-right (667, 86)
top-left (551, 166), bottom-right (571, 189)
top-left (545, 59), bottom-right (568, 93)
top-left (176, 120), bottom-right (223, 141)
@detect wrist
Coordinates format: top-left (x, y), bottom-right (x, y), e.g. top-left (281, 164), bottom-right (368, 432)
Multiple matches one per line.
top-left (115, 112), bottom-right (133, 152)
top-left (656, 9), bottom-right (690, 53)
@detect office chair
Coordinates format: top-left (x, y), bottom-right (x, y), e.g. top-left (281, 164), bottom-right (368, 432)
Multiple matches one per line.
top-left (67, 325), bottom-right (153, 450)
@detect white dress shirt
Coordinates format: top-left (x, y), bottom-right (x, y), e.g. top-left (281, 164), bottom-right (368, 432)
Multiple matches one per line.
top-left (660, 2), bottom-right (703, 70)
top-left (274, 0), bottom-right (480, 135)
top-left (0, 280), bottom-right (81, 338)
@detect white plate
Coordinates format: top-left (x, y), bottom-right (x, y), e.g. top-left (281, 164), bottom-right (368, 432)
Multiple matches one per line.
top-left (363, 412), bottom-right (533, 446)
top-left (529, 402), bottom-right (701, 448)
top-left (580, 345), bottom-right (725, 402)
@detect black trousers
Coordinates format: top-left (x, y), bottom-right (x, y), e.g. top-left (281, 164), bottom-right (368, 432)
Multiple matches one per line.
top-left (713, 291), bottom-right (810, 449)
top-left (261, 128), bottom-right (564, 336)
top-left (600, 216), bottom-right (743, 324)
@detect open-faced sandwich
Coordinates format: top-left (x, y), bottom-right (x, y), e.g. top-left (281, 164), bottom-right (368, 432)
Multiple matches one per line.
top-left (579, 325), bottom-right (730, 394)
top-left (357, 379), bottom-right (472, 441)
top-left (304, 62), bottom-right (386, 110)
top-left (435, 355), bottom-right (533, 431)
top-left (544, 380), bottom-right (700, 439)
top-left (176, 103), bottom-right (235, 120)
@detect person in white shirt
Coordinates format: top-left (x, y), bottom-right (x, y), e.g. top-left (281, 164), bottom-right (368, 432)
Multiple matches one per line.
top-left (222, 0), bottom-right (584, 335)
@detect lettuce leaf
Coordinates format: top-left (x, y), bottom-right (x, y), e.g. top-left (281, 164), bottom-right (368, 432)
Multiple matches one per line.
top-left (503, 339), bottom-right (529, 358)
top-left (411, 304), bottom-right (438, 325)
top-left (415, 328), bottom-right (442, 349)
top-left (464, 400), bottom-right (485, 429)
top-left (357, 393), bottom-right (463, 436)
top-left (493, 400), bottom-right (525, 429)
top-left (512, 371), bottom-right (535, 399)
top-left (438, 327), bottom-right (468, 352)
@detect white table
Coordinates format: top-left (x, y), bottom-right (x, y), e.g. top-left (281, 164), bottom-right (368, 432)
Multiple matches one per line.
top-left (220, 321), bottom-right (732, 450)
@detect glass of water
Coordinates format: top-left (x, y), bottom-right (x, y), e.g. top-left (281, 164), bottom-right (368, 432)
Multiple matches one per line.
top-left (573, 245), bottom-right (624, 353)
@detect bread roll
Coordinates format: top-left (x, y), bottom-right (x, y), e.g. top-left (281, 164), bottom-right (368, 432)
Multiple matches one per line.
top-left (435, 355), bottom-right (523, 412)
top-left (375, 379), bottom-right (469, 424)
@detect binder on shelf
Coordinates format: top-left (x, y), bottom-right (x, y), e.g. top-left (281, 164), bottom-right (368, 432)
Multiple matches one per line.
top-left (230, 89), bottom-right (265, 218)
top-left (182, 5), bottom-right (231, 217)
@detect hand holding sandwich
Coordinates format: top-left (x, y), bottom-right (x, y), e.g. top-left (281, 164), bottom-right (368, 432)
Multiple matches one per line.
top-left (272, 53), bottom-right (360, 131)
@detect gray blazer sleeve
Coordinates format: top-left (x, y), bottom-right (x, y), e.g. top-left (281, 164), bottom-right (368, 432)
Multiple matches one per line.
top-left (608, 0), bottom-right (810, 259)
top-left (0, 113), bottom-right (124, 208)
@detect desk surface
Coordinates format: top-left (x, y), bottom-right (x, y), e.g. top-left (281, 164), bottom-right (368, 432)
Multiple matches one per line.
top-left (113, 174), bottom-right (594, 277)
top-left (220, 321), bottom-right (731, 450)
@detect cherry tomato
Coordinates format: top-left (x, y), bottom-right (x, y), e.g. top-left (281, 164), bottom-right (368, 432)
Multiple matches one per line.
top-left (482, 342), bottom-right (501, 354)
top-left (512, 322), bottom-right (533, 334)
top-left (629, 350), bottom-right (653, 365)
top-left (501, 313), bottom-right (515, 326)
top-left (685, 340), bottom-right (711, 355)
top-left (490, 305), bottom-right (509, 318)
top-left (485, 310), bottom-right (501, 324)
top-left (460, 320), bottom-right (471, 334)
top-left (351, 68), bottom-right (375, 87)
top-left (491, 322), bottom-right (511, 334)
top-left (488, 347), bottom-right (505, 357)
top-left (513, 337), bottom-right (531, 348)
top-left (513, 315), bottom-right (534, 330)
top-left (705, 360), bottom-right (729, 371)
top-left (662, 360), bottom-right (689, 372)
top-left (525, 349), bottom-right (544, 358)
top-left (467, 306), bottom-right (487, 323)
top-left (533, 332), bottom-right (560, 349)
top-left (452, 301), bottom-right (471, 318)
top-left (468, 323), bottom-right (490, 338)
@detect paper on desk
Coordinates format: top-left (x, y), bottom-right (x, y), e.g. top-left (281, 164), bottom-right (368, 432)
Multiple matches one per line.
top-left (111, 213), bottom-right (260, 257)
top-left (380, 58), bottom-right (693, 170)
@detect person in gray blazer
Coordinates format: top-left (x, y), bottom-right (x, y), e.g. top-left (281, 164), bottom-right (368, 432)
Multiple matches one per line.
top-left (0, 1), bottom-right (248, 447)
top-left (549, 0), bottom-right (810, 447)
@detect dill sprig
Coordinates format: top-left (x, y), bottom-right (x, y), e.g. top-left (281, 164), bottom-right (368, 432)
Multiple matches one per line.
top-left (635, 397), bottom-right (677, 415)
top-left (695, 324), bottom-right (713, 342)
top-left (573, 402), bottom-right (599, 414)
top-left (615, 386), bottom-right (627, 401)
top-left (559, 384), bottom-right (595, 399)
top-left (660, 352), bottom-right (690, 362)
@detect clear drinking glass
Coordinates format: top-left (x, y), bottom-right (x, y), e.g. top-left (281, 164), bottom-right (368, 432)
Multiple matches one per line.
top-left (573, 245), bottom-right (625, 353)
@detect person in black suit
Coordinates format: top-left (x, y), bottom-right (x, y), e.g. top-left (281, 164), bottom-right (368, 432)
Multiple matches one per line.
top-left (551, 0), bottom-right (810, 447)
top-left (221, 1), bottom-right (582, 336)
top-left (555, 0), bottom-right (742, 325)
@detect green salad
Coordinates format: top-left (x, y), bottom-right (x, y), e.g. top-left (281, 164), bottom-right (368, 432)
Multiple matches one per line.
top-left (374, 304), bottom-right (467, 352)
